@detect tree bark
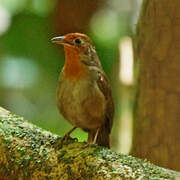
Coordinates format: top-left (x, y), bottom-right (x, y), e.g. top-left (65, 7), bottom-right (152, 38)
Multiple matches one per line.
top-left (133, 0), bottom-right (180, 171)
top-left (0, 107), bottom-right (180, 179)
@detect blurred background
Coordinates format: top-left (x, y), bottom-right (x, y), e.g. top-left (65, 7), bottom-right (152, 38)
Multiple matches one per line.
top-left (0, 0), bottom-right (142, 153)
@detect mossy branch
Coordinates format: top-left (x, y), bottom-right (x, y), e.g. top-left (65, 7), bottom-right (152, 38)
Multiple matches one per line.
top-left (0, 107), bottom-right (180, 180)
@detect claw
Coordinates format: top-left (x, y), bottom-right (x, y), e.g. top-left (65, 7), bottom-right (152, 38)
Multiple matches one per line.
top-left (83, 141), bottom-right (97, 149)
top-left (54, 127), bottom-right (77, 149)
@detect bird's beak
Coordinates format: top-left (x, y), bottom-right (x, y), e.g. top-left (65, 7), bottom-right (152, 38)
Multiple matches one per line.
top-left (51, 36), bottom-right (65, 45)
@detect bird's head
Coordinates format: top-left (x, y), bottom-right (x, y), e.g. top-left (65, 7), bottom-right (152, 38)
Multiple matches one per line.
top-left (51, 33), bottom-right (93, 55)
top-left (51, 33), bottom-right (102, 80)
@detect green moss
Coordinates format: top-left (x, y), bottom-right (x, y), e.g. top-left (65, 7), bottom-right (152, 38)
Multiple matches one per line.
top-left (57, 149), bottom-right (67, 162)
top-left (86, 163), bottom-right (96, 176)
top-left (45, 176), bottom-right (54, 180)
top-left (59, 157), bottom-right (74, 164)
top-left (0, 124), bottom-right (4, 134)
top-left (89, 148), bottom-right (174, 179)
top-left (23, 169), bottom-right (30, 177)
top-left (65, 166), bottom-right (74, 177)
top-left (0, 165), bottom-right (10, 175)
top-left (0, 113), bottom-right (57, 176)
top-left (3, 135), bottom-right (11, 144)
top-left (42, 166), bottom-right (52, 174)
top-left (79, 152), bottom-right (87, 158)
top-left (0, 109), bottom-right (179, 179)
top-left (17, 147), bottom-right (26, 156)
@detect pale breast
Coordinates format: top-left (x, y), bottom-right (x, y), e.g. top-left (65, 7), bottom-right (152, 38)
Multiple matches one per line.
top-left (57, 72), bottom-right (106, 130)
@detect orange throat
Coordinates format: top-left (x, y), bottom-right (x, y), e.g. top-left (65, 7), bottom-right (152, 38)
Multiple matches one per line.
top-left (63, 46), bottom-right (86, 80)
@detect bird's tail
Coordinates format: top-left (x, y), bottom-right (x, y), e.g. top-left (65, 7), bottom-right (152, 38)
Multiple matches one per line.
top-left (88, 126), bottom-right (110, 148)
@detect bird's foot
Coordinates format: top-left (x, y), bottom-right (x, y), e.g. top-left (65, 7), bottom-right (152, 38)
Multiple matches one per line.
top-left (53, 135), bottom-right (70, 150)
top-left (83, 142), bottom-right (97, 149)
top-left (83, 128), bottom-right (100, 148)
top-left (53, 127), bottom-right (77, 150)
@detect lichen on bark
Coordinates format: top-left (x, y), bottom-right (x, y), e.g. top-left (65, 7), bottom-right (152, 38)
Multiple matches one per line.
top-left (0, 107), bottom-right (180, 179)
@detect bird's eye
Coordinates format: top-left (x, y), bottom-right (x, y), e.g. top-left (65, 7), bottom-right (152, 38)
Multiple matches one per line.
top-left (74, 38), bottom-right (82, 45)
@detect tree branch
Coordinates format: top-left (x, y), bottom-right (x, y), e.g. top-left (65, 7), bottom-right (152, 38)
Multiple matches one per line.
top-left (0, 107), bottom-right (179, 179)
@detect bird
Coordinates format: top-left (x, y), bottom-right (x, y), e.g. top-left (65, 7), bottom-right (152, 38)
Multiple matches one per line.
top-left (51, 33), bottom-right (114, 148)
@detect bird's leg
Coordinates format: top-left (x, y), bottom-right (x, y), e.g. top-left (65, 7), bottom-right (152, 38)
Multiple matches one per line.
top-left (61, 126), bottom-right (77, 142)
top-left (93, 128), bottom-right (100, 144)
top-left (84, 128), bottom-right (100, 148)
top-left (54, 127), bottom-right (77, 149)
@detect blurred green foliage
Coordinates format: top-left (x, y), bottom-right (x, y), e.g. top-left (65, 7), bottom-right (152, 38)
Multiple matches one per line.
top-left (0, 0), bottom-right (140, 144)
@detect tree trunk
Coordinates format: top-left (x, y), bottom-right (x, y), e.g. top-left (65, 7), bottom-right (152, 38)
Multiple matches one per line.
top-left (133, 0), bottom-right (180, 171)
top-left (0, 107), bottom-right (180, 179)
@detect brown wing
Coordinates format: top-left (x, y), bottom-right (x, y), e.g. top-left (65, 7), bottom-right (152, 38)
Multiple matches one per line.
top-left (90, 66), bottom-right (114, 133)
top-left (97, 70), bottom-right (114, 133)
